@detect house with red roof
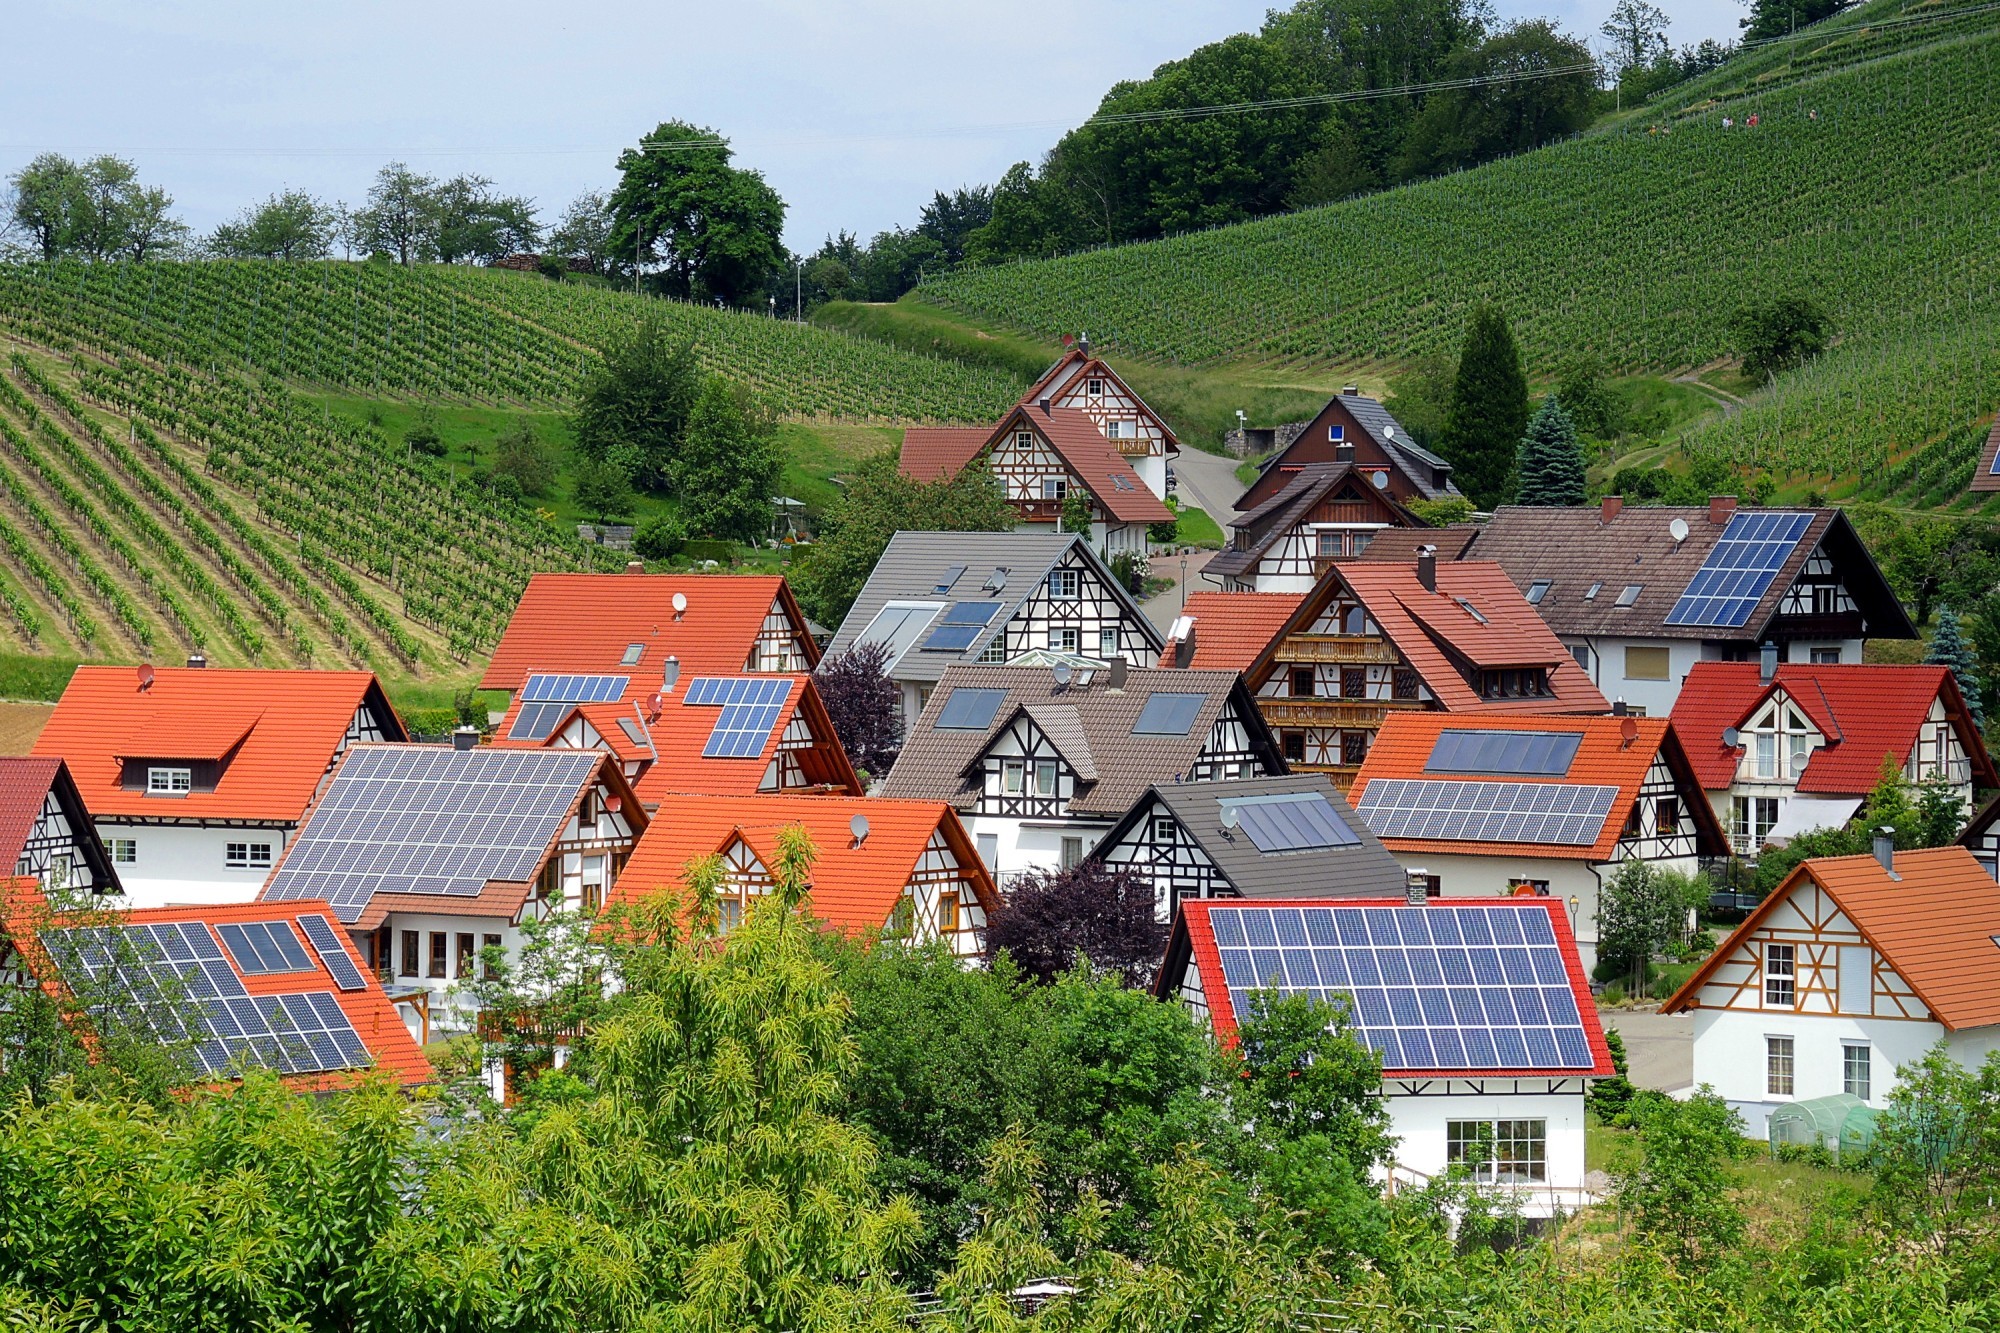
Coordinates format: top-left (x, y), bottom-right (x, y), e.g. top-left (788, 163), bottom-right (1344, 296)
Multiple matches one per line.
top-left (481, 570), bottom-right (818, 701)
top-left (31, 666), bottom-right (405, 908)
top-left (1348, 712), bottom-right (1727, 970)
top-left (1670, 659), bottom-right (1994, 856)
top-left (1662, 844), bottom-right (2000, 1135)
top-left (1157, 895), bottom-right (1611, 1216)
top-left (0, 757), bottom-right (120, 897)
top-left (1170, 554), bottom-right (1608, 789)
top-left (608, 793), bottom-right (1000, 957)
top-left (1, 886), bottom-right (431, 1090)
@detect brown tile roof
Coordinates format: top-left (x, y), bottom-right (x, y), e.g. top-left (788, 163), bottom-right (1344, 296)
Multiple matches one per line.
top-left (1971, 417), bottom-right (2000, 494)
top-left (880, 665), bottom-right (1281, 817)
top-left (1663, 846), bottom-right (2000, 1031)
top-left (1357, 525), bottom-right (1479, 562)
top-left (899, 427), bottom-right (993, 483)
top-left (1169, 592), bottom-right (1305, 671)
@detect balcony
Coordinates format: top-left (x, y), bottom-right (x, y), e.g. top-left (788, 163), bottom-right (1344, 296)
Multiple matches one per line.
top-left (1288, 761), bottom-right (1364, 791)
top-left (1113, 436), bottom-right (1153, 457)
top-left (1257, 697), bottom-right (1422, 729)
top-left (1270, 635), bottom-right (1401, 666)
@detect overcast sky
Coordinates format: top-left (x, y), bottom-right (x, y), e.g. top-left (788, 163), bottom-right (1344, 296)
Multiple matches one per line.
top-left (4, 0), bottom-right (1746, 252)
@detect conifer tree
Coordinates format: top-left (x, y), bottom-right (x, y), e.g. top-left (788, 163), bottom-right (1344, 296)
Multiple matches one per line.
top-left (1513, 394), bottom-right (1586, 506)
top-left (1437, 306), bottom-right (1529, 509)
top-left (1926, 604), bottom-right (1983, 725)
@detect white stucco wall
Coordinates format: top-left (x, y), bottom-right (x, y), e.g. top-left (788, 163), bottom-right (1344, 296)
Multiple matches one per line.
top-left (965, 813), bottom-right (1110, 884)
top-left (372, 910), bottom-right (525, 1034)
top-left (1565, 635), bottom-right (1869, 717)
top-left (96, 820), bottom-right (290, 908)
top-left (1386, 1087), bottom-right (1592, 1218)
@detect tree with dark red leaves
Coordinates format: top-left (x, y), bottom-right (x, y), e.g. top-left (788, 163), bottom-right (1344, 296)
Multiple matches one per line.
top-left (983, 862), bottom-right (1167, 987)
top-left (813, 640), bottom-right (901, 782)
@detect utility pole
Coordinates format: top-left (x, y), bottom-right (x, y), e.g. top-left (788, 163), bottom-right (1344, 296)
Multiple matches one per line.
top-left (795, 258), bottom-right (803, 323)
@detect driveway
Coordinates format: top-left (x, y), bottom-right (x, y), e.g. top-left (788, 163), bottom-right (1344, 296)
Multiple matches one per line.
top-left (1601, 1009), bottom-right (1694, 1095)
top-left (1172, 443), bottom-right (1248, 522)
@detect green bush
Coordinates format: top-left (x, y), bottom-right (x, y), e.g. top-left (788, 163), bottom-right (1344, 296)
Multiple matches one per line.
top-left (635, 513), bottom-right (689, 561)
top-left (682, 538), bottom-right (735, 565)
top-left (402, 706), bottom-right (459, 737)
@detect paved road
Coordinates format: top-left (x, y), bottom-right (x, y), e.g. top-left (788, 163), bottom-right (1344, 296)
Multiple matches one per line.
top-left (1601, 1009), bottom-right (1694, 1094)
top-left (1172, 443), bottom-right (1248, 524)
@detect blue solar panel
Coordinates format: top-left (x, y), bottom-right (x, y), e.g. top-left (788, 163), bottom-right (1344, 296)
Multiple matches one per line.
top-left (1425, 730), bottom-right (1581, 777)
top-left (1133, 691), bottom-right (1208, 736)
top-left (1355, 779), bottom-right (1618, 846)
top-left (1664, 511), bottom-right (1813, 628)
top-left (1221, 793), bottom-right (1360, 852)
top-left (297, 914), bottom-right (367, 991)
top-left (1206, 903), bottom-right (1595, 1073)
top-left (218, 920), bottom-right (313, 974)
top-left (683, 677), bottom-right (794, 759)
top-left (511, 675), bottom-right (631, 740)
top-left (937, 686), bottom-right (1009, 731)
top-left (920, 601), bottom-right (1002, 653)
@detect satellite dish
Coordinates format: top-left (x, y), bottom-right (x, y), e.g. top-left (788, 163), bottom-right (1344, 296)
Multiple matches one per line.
top-left (1620, 717), bottom-right (1640, 744)
top-left (606, 795), bottom-right (623, 814)
top-left (850, 813), bottom-right (870, 843)
top-left (645, 691), bottom-right (666, 715)
top-left (1723, 726), bottom-right (1742, 748)
top-left (136, 662), bottom-right (155, 691)
top-left (1052, 664), bottom-right (1073, 687)
top-left (671, 591), bottom-right (689, 616)
top-left (1371, 470), bottom-right (1389, 488)
top-left (1220, 805), bottom-right (1240, 830)
top-left (1669, 517), bottom-right (1690, 543)
top-left (1385, 425), bottom-right (1397, 438)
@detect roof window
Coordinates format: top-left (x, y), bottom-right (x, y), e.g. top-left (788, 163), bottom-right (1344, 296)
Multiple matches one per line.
top-left (1617, 584), bottom-right (1643, 607)
top-left (1454, 597), bottom-right (1489, 625)
top-left (934, 564), bottom-right (968, 595)
top-left (1526, 580), bottom-right (1551, 605)
top-left (1584, 582), bottom-right (1604, 601)
top-left (621, 642), bottom-right (645, 665)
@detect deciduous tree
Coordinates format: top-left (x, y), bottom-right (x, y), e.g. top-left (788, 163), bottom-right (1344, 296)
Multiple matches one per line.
top-left (813, 640), bottom-right (901, 779)
top-left (1601, 0), bottom-right (1672, 74)
top-left (607, 121), bottom-right (786, 306)
top-left (1618, 1089), bottom-right (1749, 1266)
top-left (569, 316), bottom-right (701, 491)
top-left (1731, 295), bottom-right (1830, 383)
top-left (353, 161), bottom-right (439, 264)
top-left (672, 376), bottom-right (780, 542)
top-left (547, 189), bottom-right (615, 274)
top-left (208, 189), bottom-right (339, 260)
top-left (982, 861), bottom-right (1167, 987)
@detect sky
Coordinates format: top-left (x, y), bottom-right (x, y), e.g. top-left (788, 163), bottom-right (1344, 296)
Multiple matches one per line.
top-left (4, 0), bottom-right (1747, 253)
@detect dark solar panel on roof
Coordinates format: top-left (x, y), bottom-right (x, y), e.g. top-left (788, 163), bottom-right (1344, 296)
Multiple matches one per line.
top-left (1207, 903), bottom-right (1591, 1072)
top-left (297, 914), bottom-right (367, 991)
top-left (1133, 691), bottom-right (1208, 736)
top-left (218, 920), bottom-right (314, 974)
top-left (1221, 793), bottom-right (1360, 852)
top-left (1665, 511), bottom-right (1814, 628)
top-left (511, 674), bottom-right (631, 741)
top-left (1425, 730), bottom-right (1582, 777)
top-left (1356, 779), bottom-right (1618, 846)
top-left (920, 601), bottom-right (1003, 653)
top-left (937, 686), bottom-right (1008, 731)
top-left (684, 677), bottom-right (794, 759)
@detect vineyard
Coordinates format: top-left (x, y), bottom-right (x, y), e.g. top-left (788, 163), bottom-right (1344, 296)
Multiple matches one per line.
top-left (0, 261), bottom-right (1020, 422)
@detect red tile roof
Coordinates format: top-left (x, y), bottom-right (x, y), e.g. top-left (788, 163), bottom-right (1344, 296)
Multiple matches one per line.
top-left (1970, 417), bottom-right (2000, 494)
top-left (607, 793), bottom-right (998, 936)
top-left (1164, 896), bottom-right (1613, 1078)
top-left (0, 757), bottom-right (63, 867)
top-left (1350, 712), bottom-right (1728, 860)
top-left (0, 883), bottom-right (431, 1089)
top-left (1010, 405), bottom-right (1172, 524)
top-left (1172, 592), bottom-right (1305, 670)
top-left (899, 427), bottom-right (993, 483)
top-left (1670, 663), bottom-right (1997, 794)
top-left (1663, 846), bottom-right (2000, 1031)
top-left (480, 573), bottom-right (816, 691)
top-left (32, 668), bottom-right (402, 825)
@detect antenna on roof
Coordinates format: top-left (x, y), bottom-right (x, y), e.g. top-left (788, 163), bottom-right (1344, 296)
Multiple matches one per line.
top-left (136, 662), bottom-right (155, 692)
top-left (1723, 726), bottom-right (1742, 749)
top-left (1669, 517), bottom-right (1690, 544)
top-left (850, 813), bottom-right (870, 846)
top-left (1619, 717), bottom-right (1639, 747)
top-left (1220, 805), bottom-right (1239, 837)
top-left (672, 591), bottom-right (688, 620)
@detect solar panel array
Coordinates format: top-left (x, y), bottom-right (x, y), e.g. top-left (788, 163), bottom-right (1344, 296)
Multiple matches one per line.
top-left (921, 600), bottom-right (1003, 653)
top-left (1356, 779), bottom-right (1618, 846)
top-left (1206, 904), bottom-right (1595, 1072)
top-left (511, 674), bottom-right (631, 740)
top-left (263, 747), bottom-right (600, 923)
top-left (685, 677), bottom-right (794, 759)
top-left (1133, 691), bottom-right (1209, 736)
top-left (43, 924), bottom-right (370, 1077)
top-left (218, 920), bottom-right (313, 974)
top-left (297, 913), bottom-right (367, 991)
top-left (1220, 793), bottom-right (1359, 852)
top-left (937, 686), bottom-right (1009, 731)
top-left (1425, 730), bottom-right (1582, 777)
top-left (1665, 511), bottom-right (1814, 628)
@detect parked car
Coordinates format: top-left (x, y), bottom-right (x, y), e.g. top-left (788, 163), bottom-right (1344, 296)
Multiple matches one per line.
top-left (1165, 465), bottom-right (1178, 494)
top-left (1708, 887), bottom-right (1762, 916)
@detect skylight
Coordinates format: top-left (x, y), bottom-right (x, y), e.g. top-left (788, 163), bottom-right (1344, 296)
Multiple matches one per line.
top-left (1617, 585), bottom-right (1642, 607)
top-left (1526, 581), bottom-right (1551, 605)
top-left (1453, 597), bottom-right (1489, 624)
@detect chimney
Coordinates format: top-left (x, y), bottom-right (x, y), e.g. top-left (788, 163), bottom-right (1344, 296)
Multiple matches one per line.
top-left (1709, 495), bottom-right (1738, 525)
top-left (185, 652), bottom-right (207, 669)
top-left (1079, 333), bottom-right (1091, 358)
top-left (1107, 657), bottom-right (1129, 691)
top-left (1612, 698), bottom-right (1628, 716)
top-left (1037, 395), bottom-right (1052, 413)
top-left (661, 655), bottom-right (681, 693)
top-left (625, 560), bottom-right (645, 574)
top-left (1759, 641), bottom-right (1778, 684)
top-left (1334, 442), bottom-right (1355, 464)
top-left (1416, 544), bottom-right (1437, 592)
top-left (1600, 495), bottom-right (1623, 523)
top-left (1873, 827), bottom-right (1897, 878)
top-left (451, 726), bottom-right (479, 752)
top-left (1406, 869), bottom-right (1431, 906)
top-left (1342, 385), bottom-right (1360, 396)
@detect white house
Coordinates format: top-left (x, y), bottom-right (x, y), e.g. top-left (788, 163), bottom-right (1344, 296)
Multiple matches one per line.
top-left (0, 757), bottom-right (122, 897)
top-left (31, 665), bottom-right (405, 907)
top-left (1662, 843), bottom-right (2000, 1134)
top-left (1158, 895), bottom-right (1612, 1217)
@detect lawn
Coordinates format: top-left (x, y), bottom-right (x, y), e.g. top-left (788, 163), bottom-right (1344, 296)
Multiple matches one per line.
top-left (1175, 504), bottom-right (1226, 548)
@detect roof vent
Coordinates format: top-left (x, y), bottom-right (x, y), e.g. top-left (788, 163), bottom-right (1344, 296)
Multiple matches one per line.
top-left (1406, 868), bottom-right (1431, 906)
top-left (1873, 827), bottom-right (1898, 879)
top-left (625, 560), bottom-right (645, 574)
top-left (1709, 495), bottom-right (1738, 526)
top-left (1760, 641), bottom-right (1779, 684)
top-left (1342, 385), bottom-right (1359, 396)
top-left (451, 726), bottom-right (479, 751)
top-left (672, 591), bottom-right (688, 620)
top-left (136, 662), bottom-right (155, 692)
top-left (850, 813), bottom-right (870, 846)
top-left (1079, 333), bottom-right (1091, 358)
top-left (185, 653), bottom-right (207, 669)
top-left (1108, 657), bottom-right (1129, 692)
top-left (1038, 396), bottom-right (1053, 413)
top-left (661, 655), bottom-right (681, 693)
top-left (1601, 495), bottom-right (1623, 524)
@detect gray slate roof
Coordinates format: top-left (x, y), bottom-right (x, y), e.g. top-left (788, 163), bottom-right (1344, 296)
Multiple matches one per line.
top-left (825, 532), bottom-right (1161, 684)
top-left (880, 664), bottom-right (1281, 817)
top-left (1209, 463), bottom-right (1352, 581)
top-left (1099, 774), bottom-right (1407, 900)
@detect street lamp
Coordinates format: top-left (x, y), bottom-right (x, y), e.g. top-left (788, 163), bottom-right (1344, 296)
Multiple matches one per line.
top-left (1180, 553), bottom-right (1188, 607)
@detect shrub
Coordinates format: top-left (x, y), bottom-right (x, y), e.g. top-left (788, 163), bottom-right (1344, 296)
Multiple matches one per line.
top-left (572, 454), bottom-right (633, 521)
top-left (403, 410), bottom-right (445, 458)
top-left (492, 420), bottom-right (559, 496)
top-left (682, 538), bottom-right (735, 565)
top-left (634, 513), bottom-right (688, 561)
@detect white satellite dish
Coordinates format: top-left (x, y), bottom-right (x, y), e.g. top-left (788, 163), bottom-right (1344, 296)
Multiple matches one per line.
top-left (1220, 805), bottom-right (1240, 830)
top-left (1052, 664), bottom-right (1073, 687)
top-left (1167, 615), bottom-right (1195, 641)
top-left (1669, 517), bottom-right (1690, 544)
top-left (671, 591), bottom-right (689, 616)
top-left (849, 813), bottom-right (870, 843)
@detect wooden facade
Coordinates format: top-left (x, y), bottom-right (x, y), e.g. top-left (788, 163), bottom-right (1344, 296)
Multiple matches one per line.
top-left (1238, 390), bottom-right (1455, 513)
top-left (1216, 470), bottom-right (1414, 594)
top-left (1254, 596), bottom-right (1429, 788)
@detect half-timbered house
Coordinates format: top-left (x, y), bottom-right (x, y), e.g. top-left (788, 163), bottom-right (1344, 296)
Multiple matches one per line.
top-left (607, 793), bottom-right (1000, 958)
top-left (1180, 555), bottom-right (1606, 789)
top-left (32, 666), bottom-right (406, 908)
top-left (259, 743), bottom-right (647, 1030)
top-left (1663, 844), bottom-right (2000, 1131)
top-left (1672, 659), bottom-right (1994, 856)
top-left (1348, 712), bottom-right (1728, 970)
top-left (1157, 895), bottom-right (1612, 1217)
top-left (1358, 499), bottom-right (1915, 716)
top-left (827, 532), bottom-right (1163, 738)
top-left (0, 757), bottom-right (120, 896)
top-left (880, 663), bottom-right (1285, 881)
top-left (1235, 387), bottom-right (1461, 513)
top-left (1206, 461), bottom-right (1425, 594)
top-left (1092, 773), bottom-right (1405, 919)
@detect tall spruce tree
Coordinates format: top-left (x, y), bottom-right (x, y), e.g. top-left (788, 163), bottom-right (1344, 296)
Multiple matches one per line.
top-left (1437, 306), bottom-right (1529, 508)
top-left (1926, 604), bottom-right (1983, 725)
top-left (1514, 394), bottom-right (1586, 506)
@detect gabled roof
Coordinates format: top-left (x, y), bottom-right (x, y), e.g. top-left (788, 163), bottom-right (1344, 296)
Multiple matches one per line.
top-left (1206, 463), bottom-right (1420, 583)
top-left (1094, 774), bottom-right (1405, 899)
top-left (1358, 526), bottom-right (1480, 563)
top-left (1166, 592), bottom-right (1305, 671)
top-left (899, 427), bottom-right (994, 483)
top-left (1663, 846), bottom-right (2000, 1031)
top-left (32, 668), bottom-right (405, 825)
top-left (1250, 562), bottom-right (1606, 712)
top-left (1, 885), bottom-right (431, 1089)
top-left (1970, 416), bottom-right (2000, 494)
top-left (480, 573), bottom-right (816, 691)
top-left (998, 403), bottom-right (1172, 524)
top-left (1375, 505), bottom-right (1915, 643)
top-left (1671, 662), bottom-right (1998, 794)
top-left (1021, 348), bottom-right (1182, 451)
top-left (826, 531), bottom-right (1163, 683)
top-left (605, 793), bottom-right (1000, 936)
top-left (0, 757), bottom-right (119, 894)
top-left (1350, 712), bottom-right (1728, 861)
top-left (880, 665), bottom-right (1284, 817)
top-left (1156, 896), bottom-right (1613, 1078)
top-left (1244, 391), bottom-right (1457, 508)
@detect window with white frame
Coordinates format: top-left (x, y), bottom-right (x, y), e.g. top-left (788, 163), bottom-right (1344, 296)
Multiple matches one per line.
top-left (225, 842), bottom-right (273, 869)
top-left (1042, 477), bottom-right (1068, 501)
top-left (1746, 700), bottom-right (1817, 781)
top-left (1764, 943), bottom-right (1796, 1007)
top-left (1060, 836), bottom-right (1083, 867)
top-left (1446, 1119), bottom-right (1546, 1183)
top-left (1048, 569), bottom-right (1079, 599)
top-left (109, 838), bottom-right (136, 864)
top-left (1810, 646), bottom-right (1842, 664)
top-left (1150, 814), bottom-right (1177, 842)
top-left (1767, 1036), bottom-right (1795, 1096)
top-left (1098, 626), bottom-right (1119, 658)
top-left (1014, 431), bottom-right (1033, 450)
top-left (1086, 378), bottom-right (1103, 396)
top-left (1051, 627), bottom-right (1080, 653)
top-left (1001, 760), bottom-right (1025, 795)
top-left (147, 767), bottom-right (191, 795)
top-left (1732, 795), bottom-right (1779, 852)
top-left (1843, 1043), bottom-right (1871, 1100)
top-left (1328, 424), bottom-right (1344, 442)
top-left (979, 637), bottom-right (1008, 663)
top-left (1033, 759), bottom-right (1059, 797)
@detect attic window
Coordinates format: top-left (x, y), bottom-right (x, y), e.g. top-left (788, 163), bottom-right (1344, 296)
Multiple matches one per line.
top-left (621, 642), bottom-right (645, 665)
top-left (1584, 582), bottom-right (1603, 601)
top-left (1454, 597), bottom-right (1489, 625)
top-left (1328, 424), bottom-right (1345, 442)
top-left (147, 766), bottom-right (191, 796)
top-left (1526, 580), bottom-right (1551, 605)
top-left (934, 564), bottom-right (968, 595)
top-left (1086, 378), bottom-right (1103, 395)
top-left (1617, 584), bottom-right (1643, 607)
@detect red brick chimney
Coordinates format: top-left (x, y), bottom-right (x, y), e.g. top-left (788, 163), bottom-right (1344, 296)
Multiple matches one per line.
top-left (1600, 495), bottom-right (1623, 523)
top-left (1709, 495), bottom-right (1738, 525)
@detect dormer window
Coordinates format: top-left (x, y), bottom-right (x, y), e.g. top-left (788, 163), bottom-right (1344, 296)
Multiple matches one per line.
top-left (147, 766), bottom-right (191, 796)
top-left (1479, 668), bottom-right (1550, 700)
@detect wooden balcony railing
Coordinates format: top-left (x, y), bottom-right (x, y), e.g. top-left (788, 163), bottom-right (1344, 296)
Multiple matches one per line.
top-left (1270, 635), bottom-right (1401, 666)
top-left (1257, 697), bottom-right (1422, 729)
